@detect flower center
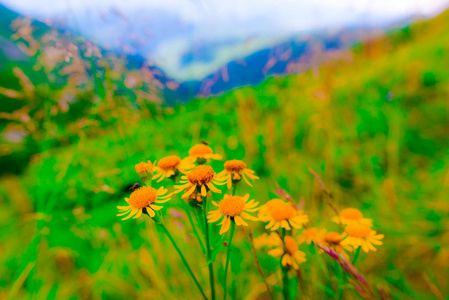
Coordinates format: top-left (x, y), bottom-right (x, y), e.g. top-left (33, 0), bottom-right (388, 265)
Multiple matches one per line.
top-left (224, 160), bottom-right (246, 172)
top-left (345, 224), bottom-right (371, 238)
top-left (324, 232), bottom-right (342, 244)
top-left (128, 186), bottom-right (158, 209)
top-left (189, 144), bottom-right (213, 157)
top-left (267, 199), bottom-right (295, 221)
top-left (219, 195), bottom-right (245, 217)
top-left (187, 165), bottom-right (215, 185)
top-left (135, 161), bottom-right (153, 174)
top-left (284, 236), bottom-right (298, 254)
top-left (340, 208), bottom-right (363, 220)
top-left (158, 155), bottom-right (181, 170)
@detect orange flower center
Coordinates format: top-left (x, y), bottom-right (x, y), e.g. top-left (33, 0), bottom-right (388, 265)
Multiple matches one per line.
top-left (345, 224), bottom-right (371, 238)
top-left (224, 160), bottom-right (246, 172)
top-left (128, 186), bottom-right (158, 209)
top-left (158, 155), bottom-right (181, 170)
top-left (266, 199), bottom-right (295, 221)
top-left (135, 161), bottom-right (153, 174)
top-left (219, 195), bottom-right (245, 217)
top-left (324, 232), bottom-right (342, 244)
top-left (284, 236), bottom-right (298, 254)
top-left (187, 165), bottom-right (215, 185)
top-left (189, 144), bottom-right (213, 157)
top-left (340, 208), bottom-right (363, 220)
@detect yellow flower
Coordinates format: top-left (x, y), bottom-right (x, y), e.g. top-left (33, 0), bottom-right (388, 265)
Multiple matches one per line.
top-left (135, 161), bottom-right (155, 181)
top-left (341, 224), bottom-right (384, 253)
top-left (323, 232), bottom-right (352, 253)
top-left (253, 233), bottom-right (281, 249)
top-left (117, 186), bottom-right (171, 220)
top-left (174, 165), bottom-right (225, 199)
top-left (152, 155), bottom-right (195, 182)
top-left (268, 236), bottom-right (306, 270)
top-left (298, 227), bottom-right (326, 245)
top-left (259, 199), bottom-right (308, 231)
top-left (217, 160), bottom-right (259, 189)
top-left (207, 194), bottom-right (259, 234)
top-left (332, 208), bottom-right (373, 226)
top-left (188, 144), bottom-right (222, 162)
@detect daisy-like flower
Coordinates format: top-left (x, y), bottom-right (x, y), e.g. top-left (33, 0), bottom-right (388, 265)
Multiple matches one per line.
top-left (217, 160), bottom-right (259, 189)
top-left (152, 155), bottom-right (195, 182)
top-left (298, 227), bottom-right (326, 245)
top-left (174, 165), bottom-right (225, 199)
top-left (207, 194), bottom-right (259, 234)
top-left (268, 236), bottom-right (306, 270)
top-left (323, 232), bottom-right (352, 253)
top-left (117, 186), bottom-right (171, 220)
top-left (135, 161), bottom-right (155, 182)
top-left (259, 199), bottom-right (309, 231)
top-left (341, 224), bottom-right (384, 253)
top-left (332, 208), bottom-right (373, 226)
top-left (188, 144), bottom-right (222, 163)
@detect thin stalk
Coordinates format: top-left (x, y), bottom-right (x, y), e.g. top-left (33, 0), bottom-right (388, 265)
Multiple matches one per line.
top-left (203, 196), bottom-right (216, 300)
top-left (183, 201), bottom-right (206, 254)
top-left (247, 229), bottom-right (273, 300)
top-left (159, 224), bottom-right (208, 300)
top-left (232, 183), bottom-right (237, 195)
top-left (281, 228), bottom-right (289, 300)
top-left (223, 221), bottom-right (236, 300)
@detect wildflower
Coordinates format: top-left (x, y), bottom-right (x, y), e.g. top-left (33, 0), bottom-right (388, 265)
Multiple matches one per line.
top-left (135, 161), bottom-right (155, 182)
top-left (253, 232), bottom-right (282, 249)
top-left (217, 160), bottom-right (259, 189)
top-left (341, 224), bottom-right (384, 253)
top-left (298, 227), bottom-right (326, 245)
top-left (188, 144), bottom-right (222, 163)
top-left (174, 165), bottom-right (225, 199)
top-left (323, 232), bottom-right (352, 253)
top-left (332, 208), bottom-right (373, 226)
top-left (268, 236), bottom-right (306, 270)
top-left (259, 199), bottom-right (308, 231)
top-left (207, 194), bottom-right (259, 234)
top-left (152, 155), bottom-right (195, 182)
top-left (117, 186), bottom-right (171, 220)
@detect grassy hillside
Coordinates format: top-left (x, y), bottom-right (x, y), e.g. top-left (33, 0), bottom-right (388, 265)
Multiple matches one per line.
top-left (1, 9), bottom-right (448, 300)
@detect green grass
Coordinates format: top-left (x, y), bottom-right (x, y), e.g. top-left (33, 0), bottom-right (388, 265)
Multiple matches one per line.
top-left (1, 10), bottom-right (449, 300)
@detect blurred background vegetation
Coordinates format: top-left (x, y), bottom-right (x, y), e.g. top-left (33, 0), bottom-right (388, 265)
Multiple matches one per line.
top-left (0, 3), bottom-right (448, 300)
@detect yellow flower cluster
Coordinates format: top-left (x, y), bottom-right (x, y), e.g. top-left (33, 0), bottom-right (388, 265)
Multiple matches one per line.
top-left (113, 143), bottom-right (386, 300)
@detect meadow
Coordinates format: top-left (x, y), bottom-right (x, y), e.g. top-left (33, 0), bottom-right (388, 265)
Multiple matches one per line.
top-left (0, 8), bottom-right (448, 300)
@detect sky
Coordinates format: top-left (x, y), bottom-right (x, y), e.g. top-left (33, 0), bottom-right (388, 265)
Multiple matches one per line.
top-left (2, 0), bottom-right (449, 80)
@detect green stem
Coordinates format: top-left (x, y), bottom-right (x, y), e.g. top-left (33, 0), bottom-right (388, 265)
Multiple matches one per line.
top-left (281, 228), bottom-right (289, 300)
top-left (352, 247), bottom-right (361, 265)
top-left (160, 224), bottom-right (208, 300)
top-left (232, 183), bottom-right (237, 195)
top-left (183, 201), bottom-right (206, 254)
top-left (204, 196), bottom-right (216, 300)
top-left (223, 221), bottom-right (236, 300)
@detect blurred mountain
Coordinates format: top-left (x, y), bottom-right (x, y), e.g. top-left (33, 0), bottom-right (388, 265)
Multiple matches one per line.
top-left (0, 3), bottom-right (432, 104)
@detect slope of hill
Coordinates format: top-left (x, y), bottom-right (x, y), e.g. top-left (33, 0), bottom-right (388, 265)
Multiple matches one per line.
top-left (1, 7), bottom-right (449, 300)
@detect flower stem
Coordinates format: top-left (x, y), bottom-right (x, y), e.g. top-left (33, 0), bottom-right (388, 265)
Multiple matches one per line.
top-left (223, 221), bottom-right (236, 300)
top-left (203, 196), bottom-right (216, 300)
top-left (247, 229), bottom-right (274, 300)
top-left (183, 201), bottom-right (206, 254)
top-left (232, 183), bottom-right (237, 195)
top-left (159, 224), bottom-right (208, 300)
top-left (281, 228), bottom-right (289, 300)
